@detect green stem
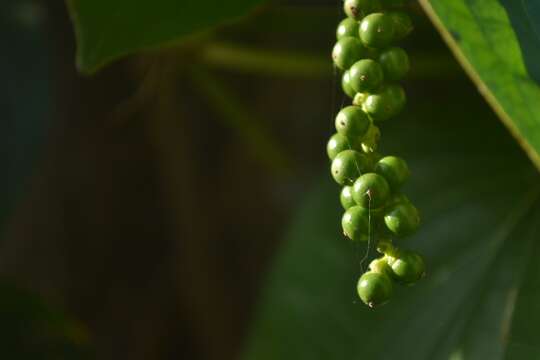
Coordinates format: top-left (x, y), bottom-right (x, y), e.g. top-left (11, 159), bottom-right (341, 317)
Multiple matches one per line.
top-left (200, 42), bottom-right (330, 78)
top-left (189, 66), bottom-right (292, 174)
top-left (200, 42), bottom-right (460, 79)
top-left (376, 238), bottom-right (397, 257)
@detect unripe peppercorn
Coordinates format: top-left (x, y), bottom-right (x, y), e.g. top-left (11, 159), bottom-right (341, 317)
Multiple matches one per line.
top-left (359, 13), bottom-right (396, 48)
top-left (357, 271), bottom-right (393, 307)
top-left (331, 150), bottom-right (369, 185)
top-left (335, 106), bottom-right (371, 139)
top-left (342, 205), bottom-right (371, 241)
top-left (332, 37), bottom-right (366, 70)
top-left (352, 173), bottom-right (391, 209)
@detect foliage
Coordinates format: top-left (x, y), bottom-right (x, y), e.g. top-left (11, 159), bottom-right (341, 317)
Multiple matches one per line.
top-left (419, 0), bottom-right (540, 171)
top-left (66, 0), bottom-right (267, 73)
top-left (63, 0), bottom-right (540, 358)
top-left (0, 281), bottom-right (91, 359)
top-left (243, 91), bottom-right (540, 360)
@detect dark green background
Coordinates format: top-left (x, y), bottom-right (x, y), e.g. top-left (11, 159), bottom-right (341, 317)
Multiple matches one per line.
top-left (1, 0), bottom-right (539, 358)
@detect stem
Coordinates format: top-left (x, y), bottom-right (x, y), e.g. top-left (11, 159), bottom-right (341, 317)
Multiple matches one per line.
top-left (200, 42), bottom-right (330, 78)
top-left (200, 42), bottom-right (459, 79)
top-left (189, 66), bottom-right (292, 174)
top-left (376, 238), bottom-right (398, 257)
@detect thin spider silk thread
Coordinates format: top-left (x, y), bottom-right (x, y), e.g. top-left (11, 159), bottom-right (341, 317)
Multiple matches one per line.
top-left (359, 190), bottom-right (373, 272)
top-left (329, 65), bottom-right (338, 133)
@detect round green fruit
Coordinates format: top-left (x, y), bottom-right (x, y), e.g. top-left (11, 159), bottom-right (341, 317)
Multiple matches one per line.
top-left (368, 257), bottom-right (393, 277)
top-left (384, 201), bottom-right (420, 237)
top-left (342, 205), bottom-right (370, 241)
top-left (341, 70), bottom-right (357, 99)
top-left (332, 37), bottom-right (366, 70)
top-left (389, 11), bottom-right (413, 40)
top-left (378, 47), bottom-right (409, 81)
top-left (343, 0), bottom-right (382, 20)
top-left (349, 59), bottom-right (384, 93)
top-left (387, 250), bottom-right (425, 285)
top-left (363, 84), bottom-right (406, 122)
top-left (390, 193), bottom-right (411, 206)
top-left (374, 156), bottom-right (410, 189)
top-left (331, 150), bottom-right (368, 185)
top-left (335, 106), bottom-right (370, 139)
top-left (352, 173), bottom-right (391, 209)
top-left (340, 186), bottom-right (357, 210)
top-left (327, 133), bottom-right (355, 160)
top-left (337, 18), bottom-right (359, 39)
top-left (357, 271), bottom-right (393, 307)
top-left (359, 13), bottom-right (395, 48)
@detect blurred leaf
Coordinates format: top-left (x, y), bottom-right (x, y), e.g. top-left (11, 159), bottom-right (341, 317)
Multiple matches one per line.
top-left (0, 1), bottom-right (50, 234)
top-left (242, 92), bottom-right (540, 359)
top-left (201, 42), bottom-right (329, 78)
top-left (419, 0), bottom-right (540, 172)
top-left (0, 281), bottom-right (92, 359)
top-left (66, 0), bottom-right (267, 73)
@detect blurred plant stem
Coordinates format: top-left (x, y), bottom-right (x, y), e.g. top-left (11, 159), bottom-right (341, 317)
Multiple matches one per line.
top-left (201, 42), bottom-right (460, 79)
top-left (190, 65), bottom-right (292, 175)
top-left (201, 42), bottom-right (330, 77)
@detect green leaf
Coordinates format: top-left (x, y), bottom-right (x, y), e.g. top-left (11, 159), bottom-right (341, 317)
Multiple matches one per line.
top-left (418, 0), bottom-right (540, 172)
top-left (66, 0), bottom-right (266, 74)
top-left (242, 94), bottom-right (540, 359)
top-left (0, 280), bottom-right (92, 358)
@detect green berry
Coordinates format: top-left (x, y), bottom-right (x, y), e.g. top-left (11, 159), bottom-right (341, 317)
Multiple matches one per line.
top-left (389, 11), bottom-right (413, 41)
top-left (349, 59), bottom-right (384, 93)
top-left (359, 13), bottom-right (395, 49)
top-left (352, 173), bottom-right (391, 209)
top-left (331, 150), bottom-right (368, 185)
top-left (379, 47), bottom-right (409, 81)
top-left (391, 193), bottom-right (411, 205)
top-left (357, 271), bottom-right (393, 307)
top-left (327, 133), bottom-right (362, 160)
top-left (363, 84), bottom-right (406, 122)
top-left (340, 186), bottom-right (357, 210)
top-left (385, 84), bottom-right (406, 113)
top-left (332, 37), bottom-right (366, 70)
top-left (341, 71), bottom-right (357, 99)
top-left (335, 106), bottom-right (370, 139)
top-left (343, 0), bottom-right (382, 20)
top-left (368, 257), bottom-right (393, 277)
top-left (360, 124), bottom-right (380, 153)
top-left (375, 156), bottom-right (410, 189)
top-left (387, 250), bottom-right (425, 285)
top-left (384, 201), bottom-right (420, 237)
top-left (337, 18), bottom-right (359, 40)
top-left (342, 205), bottom-right (370, 241)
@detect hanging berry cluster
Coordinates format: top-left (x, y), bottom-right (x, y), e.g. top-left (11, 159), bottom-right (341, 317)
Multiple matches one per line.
top-left (327, 0), bottom-right (425, 308)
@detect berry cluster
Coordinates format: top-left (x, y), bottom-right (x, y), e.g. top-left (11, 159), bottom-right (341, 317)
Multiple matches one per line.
top-left (327, 0), bottom-right (425, 308)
